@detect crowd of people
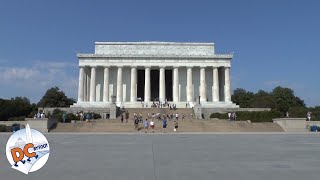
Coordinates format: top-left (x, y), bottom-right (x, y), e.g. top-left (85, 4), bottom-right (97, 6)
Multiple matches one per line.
top-left (131, 112), bottom-right (181, 133)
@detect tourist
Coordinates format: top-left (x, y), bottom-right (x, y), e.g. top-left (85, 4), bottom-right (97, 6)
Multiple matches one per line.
top-left (134, 117), bottom-right (139, 131)
top-left (37, 112), bottom-right (41, 118)
top-left (86, 113), bottom-right (91, 122)
top-left (41, 112), bottom-right (45, 118)
top-left (144, 119), bottom-right (149, 133)
top-left (62, 112), bottom-right (66, 123)
top-left (307, 112), bottom-right (312, 121)
top-left (174, 120), bottom-right (179, 132)
top-left (162, 117), bottom-right (167, 133)
top-left (120, 113), bottom-right (124, 123)
top-left (175, 113), bottom-right (179, 120)
top-left (228, 112), bottom-right (232, 121)
top-left (125, 111), bottom-right (129, 123)
top-left (232, 112), bottom-right (237, 121)
top-left (150, 119), bottom-right (155, 133)
top-left (182, 113), bottom-right (185, 120)
top-left (286, 112), bottom-right (289, 118)
top-left (79, 112), bottom-right (84, 121)
top-left (33, 114), bottom-right (37, 119)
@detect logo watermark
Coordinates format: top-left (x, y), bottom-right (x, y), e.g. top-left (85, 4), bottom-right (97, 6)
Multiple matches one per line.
top-left (6, 124), bottom-right (50, 174)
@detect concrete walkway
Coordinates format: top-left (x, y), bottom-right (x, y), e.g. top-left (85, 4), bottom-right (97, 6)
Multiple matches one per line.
top-left (1, 134), bottom-right (320, 180)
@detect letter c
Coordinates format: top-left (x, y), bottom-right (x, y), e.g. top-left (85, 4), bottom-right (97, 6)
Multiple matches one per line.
top-left (24, 143), bottom-right (36, 158)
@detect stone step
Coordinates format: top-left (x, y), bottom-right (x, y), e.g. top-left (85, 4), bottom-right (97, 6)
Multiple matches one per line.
top-left (51, 119), bottom-right (283, 132)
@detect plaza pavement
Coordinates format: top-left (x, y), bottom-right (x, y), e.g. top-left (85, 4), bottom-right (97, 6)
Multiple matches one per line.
top-left (1, 133), bottom-right (320, 180)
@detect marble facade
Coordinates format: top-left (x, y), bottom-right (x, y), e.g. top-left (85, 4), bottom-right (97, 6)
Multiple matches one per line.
top-left (72, 42), bottom-right (239, 108)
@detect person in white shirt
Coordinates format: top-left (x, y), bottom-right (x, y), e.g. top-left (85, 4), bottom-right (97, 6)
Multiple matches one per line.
top-left (150, 120), bottom-right (155, 133)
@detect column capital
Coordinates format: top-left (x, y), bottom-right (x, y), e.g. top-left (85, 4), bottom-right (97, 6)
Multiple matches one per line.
top-left (173, 66), bottom-right (180, 69)
top-left (145, 66), bottom-right (151, 68)
top-left (102, 65), bottom-right (110, 68)
top-left (159, 66), bottom-right (166, 68)
top-left (224, 66), bottom-right (231, 69)
top-left (186, 66), bottom-right (193, 69)
top-left (79, 65), bottom-right (86, 68)
top-left (130, 66), bottom-right (137, 68)
top-left (117, 65), bottom-right (123, 68)
top-left (90, 65), bottom-right (97, 68)
top-left (200, 66), bottom-right (207, 68)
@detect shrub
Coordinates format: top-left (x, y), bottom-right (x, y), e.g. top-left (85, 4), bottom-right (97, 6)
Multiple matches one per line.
top-left (210, 110), bottom-right (282, 122)
top-left (0, 125), bottom-right (11, 132)
top-left (51, 109), bottom-right (63, 122)
top-left (93, 113), bottom-right (101, 119)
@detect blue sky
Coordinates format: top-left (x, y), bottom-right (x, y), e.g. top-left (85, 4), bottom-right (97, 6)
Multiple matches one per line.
top-left (0, 0), bottom-right (319, 106)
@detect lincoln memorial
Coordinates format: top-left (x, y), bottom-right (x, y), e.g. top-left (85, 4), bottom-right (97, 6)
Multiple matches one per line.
top-left (72, 42), bottom-right (239, 109)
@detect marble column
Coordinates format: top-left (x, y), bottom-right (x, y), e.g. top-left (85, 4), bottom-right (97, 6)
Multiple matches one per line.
top-left (200, 67), bottom-right (207, 102)
top-left (130, 66), bottom-right (137, 102)
top-left (77, 66), bottom-right (85, 102)
top-left (83, 68), bottom-right (87, 101)
top-left (86, 69), bottom-right (90, 101)
top-left (89, 66), bottom-right (96, 102)
top-left (144, 67), bottom-right (151, 102)
top-left (103, 66), bottom-right (109, 102)
top-left (186, 67), bottom-right (193, 102)
top-left (116, 66), bottom-right (123, 102)
top-left (212, 67), bottom-right (219, 102)
top-left (159, 66), bottom-right (166, 102)
top-left (173, 66), bottom-right (179, 102)
top-left (224, 67), bottom-right (231, 102)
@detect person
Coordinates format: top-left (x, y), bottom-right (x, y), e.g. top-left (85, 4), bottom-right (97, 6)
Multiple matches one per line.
top-left (228, 112), bottom-right (232, 121)
top-left (125, 111), bottom-right (129, 123)
top-left (174, 120), bottom-right (179, 132)
top-left (62, 112), bottom-right (66, 123)
top-left (134, 117), bottom-right (139, 131)
top-left (286, 112), bottom-right (289, 118)
top-left (86, 113), bottom-right (91, 122)
top-left (175, 113), bottom-right (179, 120)
top-left (232, 112), bottom-right (237, 121)
top-left (182, 113), bottom-right (185, 120)
top-left (144, 119), bottom-right (149, 133)
top-left (162, 117), bottom-right (167, 133)
top-left (150, 120), bottom-right (155, 133)
top-left (120, 113), bottom-right (124, 123)
top-left (307, 112), bottom-right (312, 121)
top-left (79, 112), bottom-right (84, 121)
top-left (37, 112), bottom-right (41, 118)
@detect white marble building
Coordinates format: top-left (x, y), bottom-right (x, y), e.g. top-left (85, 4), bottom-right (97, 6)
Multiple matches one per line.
top-left (72, 42), bottom-right (239, 108)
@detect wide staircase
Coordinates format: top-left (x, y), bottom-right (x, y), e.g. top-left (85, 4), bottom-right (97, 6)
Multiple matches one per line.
top-left (119, 108), bottom-right (194, 120)
top-left (51, 118), bottom-right (284, 133)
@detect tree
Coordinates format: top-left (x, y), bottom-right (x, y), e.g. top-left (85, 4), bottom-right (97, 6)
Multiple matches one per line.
top-left (250, 90), bottom-right (275, 108)
top-left (231, 88), bottom-right (254, 108)
top-left (271, 86), bottom-right (305, 113)
top-left (0, 97), bottom-right (33, 120)
top-left (37, 86), bottom-right (75, 107)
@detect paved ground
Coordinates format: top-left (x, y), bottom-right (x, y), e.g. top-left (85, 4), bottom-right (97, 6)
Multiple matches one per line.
top-left (1, 133), bottom-right (320, 180)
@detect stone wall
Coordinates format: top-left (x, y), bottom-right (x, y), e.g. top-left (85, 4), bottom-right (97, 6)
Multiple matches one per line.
top-left (273, 118), bottom-right (307, 132)
top-left (0, 119), bottom-right (48, 133)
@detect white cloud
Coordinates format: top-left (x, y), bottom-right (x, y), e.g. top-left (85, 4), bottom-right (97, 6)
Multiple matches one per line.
top-left (0, 61), bottom-right (78, 103)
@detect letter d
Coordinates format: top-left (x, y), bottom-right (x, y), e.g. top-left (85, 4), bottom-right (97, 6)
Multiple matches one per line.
top-left (11, 148), bottom-right (24, 163)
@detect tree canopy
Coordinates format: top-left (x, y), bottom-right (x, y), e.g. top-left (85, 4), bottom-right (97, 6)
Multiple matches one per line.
top-left (0, 97), bottom-right (36, 120)
top-left (232, 86), bottom-right (306, 114)
top-left (37, 86), bottom-right (75, 107)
